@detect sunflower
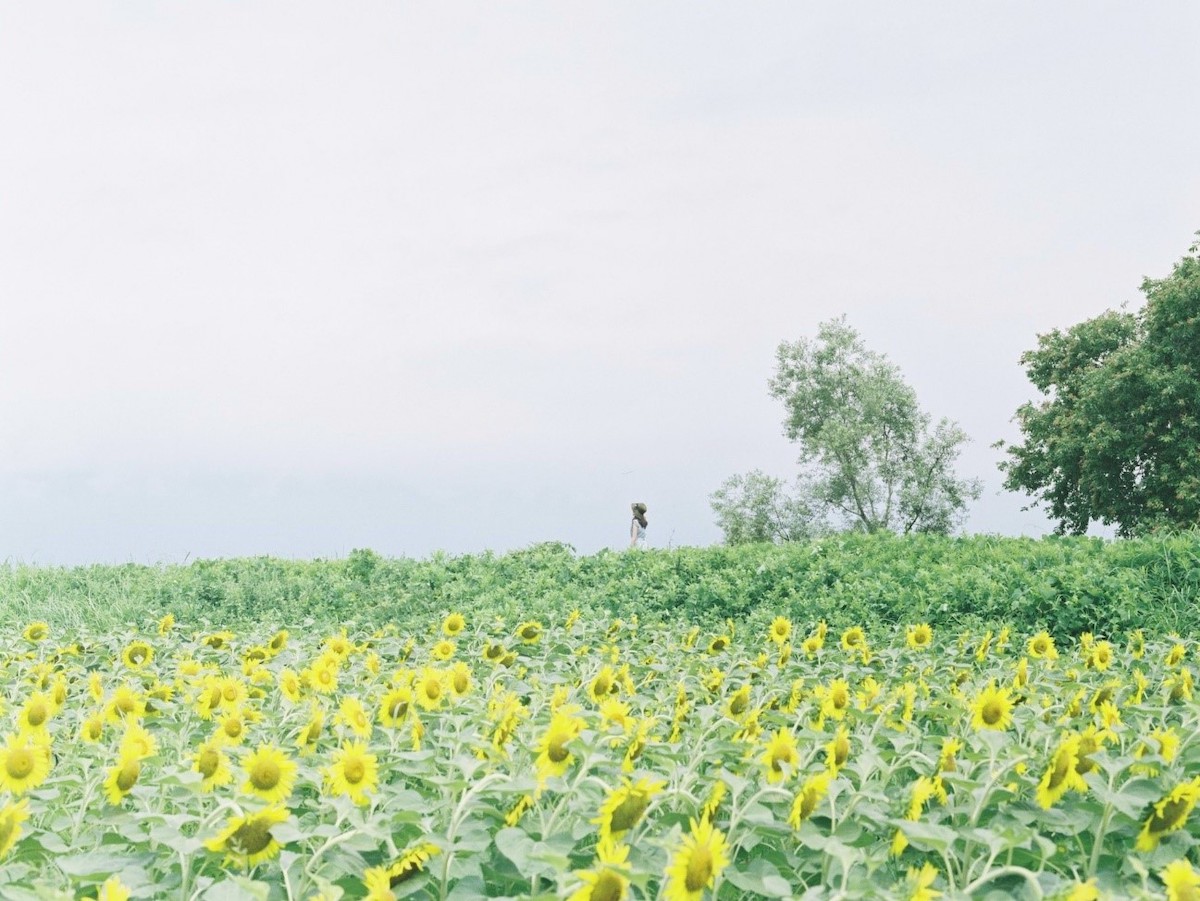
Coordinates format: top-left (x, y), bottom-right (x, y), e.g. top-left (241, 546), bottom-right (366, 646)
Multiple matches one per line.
top-left (568, 839), bottom-right (631, 901)
top-left (17, 692), bottom-right (55, 735)
top-left (906, 863), bottom-right (941, 901)
top-left (535, 709), bottom-right (584, 784)
top-left (821, 679), bottom-right (852, 720)
top-left (105, 684), bottom-right (146, 723)
top-left (267, 629), bottom-right (289, 654)
top-left (663, 817), bottom-right (729, 901)
top-left (103, 749), bottom-right (142, 805)
top-left (1128, 629), bottom-right (1146, 659)
top-left (565, 609), bottom-right (581, 631)
top-left (761, 729), bottom-right (800, 784)
top-left (448, 662), bottom-right (472, 698)
top-left (1086, 641), bottom-right (1114, 671)
top-left (363, 866), bottom-right (396, 901)
top-left (516, 621), bottom-right (543, 644)
top-left (94, 875), bottom-right (131, 901)
top-left (215, 709), bottom-right (249, 746)
top-left (801, 634), bottom-right (823, 657)
top-left (379, 685), bottom-right (413, 729)
top-left (193, 739), bottom-right (233, 792)
top-left (431, 640), bottom-right (455, 662)
top-left (202, 631), bottom-right (235, 650)
top-left (906, 624), bottom-right (933, 651)
top-left (593, 777), bottom-right (665, 843)
top-left (80, 712), bottom-right (106, 743)
top-left (119, 721), bottom-right (158, 760)
top-left (937, 737), bottom-right (962, 773)
top-left (768, 617), bottom-right (792, 645)
top-left (0, 798), bottom-right (30, 858)
top-left (1162, 859), bottom-right (1200, 901)
top-left (337, 696), bottom-right (373, 740)
top-left (305, 661), bottom-right (339, 695)
top-left (241, 743), bottom-right (297, 803)
top-left (278, 669), bottom-right (303, 704)
top-left (724, 685), bottom-right (751, 720)
top-left (121, 640), bottom-right (154, 670)
top-left (970, 682), bottom-right (1014, 732)
top-left (1027, 631), bottom-right (1058, 660)
top-left (590, 666), bottom-right (617, 703)
top-left (505, 793), bottom-right (536, 827)
top-left (205, 805), bottom-right (290, 868)
top-left (840, 626), bottom-right (865, 651)
top-left (22, 622), bottom-right (49, 642)
top-left (296, 705), bottom-right (326, 755)
top-left (325, 741), bottom-right (379, 805)
top-left (0, 732), bottom-right (51, 795)
top-left (324, 632), bottom-right (355, 659)
top-left (388, 842), bottom-right (442, 884)
top-left (414, 669), bottom-right (446, 711)
top-left (825, 725), bottom-right (851, 774)
top-left (1167, 643), bottom-right (1188, 667)
top-left (442, 613), bottom-right (466, 636)
top-left (1035, 735), bottom-right (1087, 809)
top-left (1136, 778), bottom-right (1200, 851)
top-left (707, 635), bottom-right (730, 654)
top-left (788, 771), bottom-right (831, 827)
top-left (482, 641), bottom-right (507, 664)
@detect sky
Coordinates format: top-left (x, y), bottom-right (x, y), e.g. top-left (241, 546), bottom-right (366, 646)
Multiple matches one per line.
top-left (1, 3), bottom-right (1198, 565)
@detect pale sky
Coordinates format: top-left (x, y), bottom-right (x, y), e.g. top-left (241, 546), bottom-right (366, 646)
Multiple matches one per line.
top-left (2, 3), bottom-right (1198, 564)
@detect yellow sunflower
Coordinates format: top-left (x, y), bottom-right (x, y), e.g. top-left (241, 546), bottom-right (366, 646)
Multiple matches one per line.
top-left (267, 629), bottom-right (289, 655)
top-left (906, 863), bottom-right (941, 901)
top-left (431, 640), bottom-right (456, 662)
top-left (22, 622), bottom-right (49, 642)
top-left (442, 612), bottom-right (466, 636)
top-left (103, 749), bottom-right (142, 805)
top-left (590, 666), bottom-right (617, 703)
top-left (788, 771), bottom-right (831, 828)
top-left (825, 725), bottom-right (851, 774)
top-left (768, 617), bottom-right (792, 645)
top-left (17, 692), bottom-right (55, 735)
top-left (970, 682), bottom-right (1014, 732)
top-left (0, 732), bottom-right (51, 795)
top-left (1137, 778), bottom-right (1200, 852)
top-left (325, 740), bottom-right (379, 805)
top-left (241, 743), bottom-right (297, 804)
top-left (296, 705), bottom-right (326, 756)
top-left (105, 684), bottom-right (146, 723)
top-left (121, 640), bottom-right (154, 670)
top-left (906, 624), bottom-right (933, 651)
top-left (205, 805), bottom-right (290, 868)
top-left (1035, 735), bottom-right (1087, 809)
top-left (0, 798), bottom-right (30, 858)
top-left (593, 777), bottom-right (665, 843)
top-left (761, 729), bottom-right (800, 784)
top-left (278, 669), bottom-right (303, 704)
top-left (414, 669), bottom-right (446, 711)
top-left (193, 739), bottom-right (234, 792)
top-left (337, 696), bottom-right (374, 740)
top-left (724, 685), bottom-right (752, 720)
top-left (568, 839), bottom-right (631, 901)
top-left (663, 817), bottom-right (730, 901)
top-left (840, 626), bottom-right (866, 651)
top-left (156, 613), bottom-right (175, 635)
top-left (535, 709), bottom-right (584, 784)
top-left (379, 685), bottom-right (413, 728)
top-left (94, 875), bottom-right (131, 901)
top-left (80, 712), bottom-right (106, 744)
top-left (1162, 859), bottom-right (1200, 901)
top-left (516, 621), bottom-right (543, 644)
top-left (1027, 631), bottom-right (1058, 660)
top-left (448, 662), bottom-right (472, 698)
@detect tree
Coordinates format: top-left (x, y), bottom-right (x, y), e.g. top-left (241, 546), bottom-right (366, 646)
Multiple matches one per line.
top-left (710, 318), bottom-right (980, 543)
top-left (708, 470), bottom-right (821, 545)
top-left (997, 238), bottom-right (1200, 536)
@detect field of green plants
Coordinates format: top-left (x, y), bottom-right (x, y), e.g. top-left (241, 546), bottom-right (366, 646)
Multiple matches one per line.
top-left (2, 534), bottom-right (1200, 899)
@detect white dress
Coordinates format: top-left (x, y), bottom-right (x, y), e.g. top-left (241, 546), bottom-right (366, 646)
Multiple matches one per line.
top-left (631, 519), bottom-right (647, 547)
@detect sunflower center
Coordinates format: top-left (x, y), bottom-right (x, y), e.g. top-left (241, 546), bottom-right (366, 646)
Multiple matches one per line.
top-left (1150, 796), bottom-right (1191, 834)
top-left (684, 845), bottom-right (713, 892)
top-left (343, 758), bottom-right (366, 784)
top-left (424, 682), bottom-right (441, 701)
top-left (833, 741), bottom-right (849, 767)
top-left (609, 794), bottom-right (648, 833)
top-left (6, 748), bottom-right (34, 780)
top-left (453, 673), bottom-right (469, 693)
top-left (982, 700), bottom-right (1004, 725)
top-left (1049, 753), bottom-right (1071, 789)
top-left (224, 719), bottom-right (243, 739)
top-left (198, 748), bottom-right (220, 778)
top-left (130, 647), bottom-right (148, 663)
top-left (590, 870), bottom-right (624, 901)
top-left (548, 740), bottom-right (570, 763)
top-left (521, 626), bottom-right (539, 639)
top-left (250, 760), bottom-right (281, 790)
top-left (117, 759), bottom-right (140, 791)
top-left (389, 699), bottom-right (408, 719)
top-left (730, 695), bottom-right (748, 716)
top-left (231, 819), bottom-right (273, 855)
top-left (26, 705), bottom-right (47, 727)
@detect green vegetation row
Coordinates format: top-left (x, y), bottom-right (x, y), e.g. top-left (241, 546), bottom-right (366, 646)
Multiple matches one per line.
top-left (4, 533), bottom-right (1200, 638)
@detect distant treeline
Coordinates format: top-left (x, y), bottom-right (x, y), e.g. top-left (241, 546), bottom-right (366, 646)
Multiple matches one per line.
top-left (4, 533), bottom-right (1199, 640)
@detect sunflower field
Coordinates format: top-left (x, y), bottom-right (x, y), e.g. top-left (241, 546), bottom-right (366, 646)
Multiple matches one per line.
top-left (3, 611), bottom-right (1200, 900)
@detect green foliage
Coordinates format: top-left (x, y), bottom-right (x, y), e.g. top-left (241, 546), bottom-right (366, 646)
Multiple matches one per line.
top-left (748, 317), bottom-right (980, 537)
top-left (998, 236), bottom-right (1200, 536)
top-left (708, 469), bottom-right (819, 545)
top-left (4, 534), bottom-right (1200, 640)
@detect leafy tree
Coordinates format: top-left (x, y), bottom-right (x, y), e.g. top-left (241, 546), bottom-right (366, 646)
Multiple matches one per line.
top-left (997, 238), bottom-right (1200, 536)
top-left (711, 318), bottom-right (980, 543)
top-left (708, 469), bottom-right (821, 545)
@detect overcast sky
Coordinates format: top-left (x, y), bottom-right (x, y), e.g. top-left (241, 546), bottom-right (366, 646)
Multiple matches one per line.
top-left (2, 3), bottom-right (1198, 565)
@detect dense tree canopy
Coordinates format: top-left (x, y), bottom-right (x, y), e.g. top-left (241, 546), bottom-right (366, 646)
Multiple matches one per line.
top-left (712, 318), bottom-right (980, 543)
top-left (997, 238), bottom-right (1200, 536)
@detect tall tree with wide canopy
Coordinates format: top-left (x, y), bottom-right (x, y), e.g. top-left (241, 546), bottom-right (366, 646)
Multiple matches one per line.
top-left (997, 237), bottom-right (1200, 536)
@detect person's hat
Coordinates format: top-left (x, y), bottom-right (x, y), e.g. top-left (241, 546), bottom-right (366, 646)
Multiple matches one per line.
top-left (631, 502), bottom-right (647, 514)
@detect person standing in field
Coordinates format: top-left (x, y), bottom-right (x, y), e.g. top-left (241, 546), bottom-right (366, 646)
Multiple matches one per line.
top-left (630, 502), bottom-right (648, 548)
